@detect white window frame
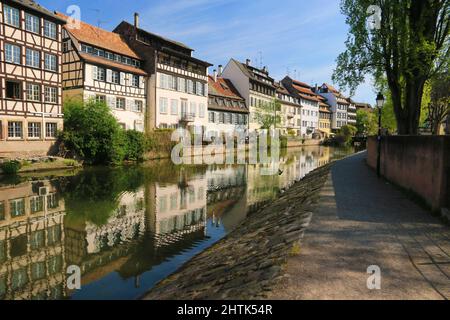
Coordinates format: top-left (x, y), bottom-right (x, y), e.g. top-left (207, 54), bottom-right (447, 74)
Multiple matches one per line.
top-left (45, 123), bottom-right (57, 138)
top-left (116, 97), bottom-right (126, 110)
top-left (44, 86), bottom-right (58, 103)
top-left (5, 43), bottom-right (21, 64)
top-left (44, 20), bottom-right (57, 39)
top-left (44, 53), bottom-right (57, 72)
top-left (25, 13), bottom-right (40, 34)
top-left (4, 5), bottom-right (20, 27)
top-left (159, 97), bottom-right (168, 114)
top-left (170, 99), bottom-right (178, 115)
top-left (26, 83), bottom-right (40, 101)
top-left (26, 48), bottom-right (40, 68)
top-left (28, 122), bottom-right (41, 139)
top-left (8, 121), bottom-right (23, 139)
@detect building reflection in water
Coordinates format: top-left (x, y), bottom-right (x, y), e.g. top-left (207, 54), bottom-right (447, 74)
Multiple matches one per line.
top-left (0, 180), bottom-right (66, 300)
top-left (0, 146), bottom-right (350, 300)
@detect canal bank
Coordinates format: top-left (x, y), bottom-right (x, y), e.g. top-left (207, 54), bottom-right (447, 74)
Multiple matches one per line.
top-left (143, 162), bottom-right (333, 300)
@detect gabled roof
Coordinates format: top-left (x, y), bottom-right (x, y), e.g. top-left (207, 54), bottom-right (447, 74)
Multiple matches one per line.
top-left (117, 21), bottom-right (193, 51)
top-left (56, 13), bottom-right (141, 60)
top-left (230, 58), bottom-right (275, 88)
top-left (208, 76), bottom-right (245, 101)
top-left (10, 0), bottom-right (66, 23)
top-left (79, 53), bottom-right (147, 76)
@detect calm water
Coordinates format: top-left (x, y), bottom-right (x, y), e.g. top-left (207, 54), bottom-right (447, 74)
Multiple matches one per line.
top-left (0, 146), bottom-right (355, 300)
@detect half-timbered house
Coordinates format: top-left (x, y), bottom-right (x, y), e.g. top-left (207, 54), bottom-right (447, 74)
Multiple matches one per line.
top-left (0, 0), bottom-right (65, 157)
top-left (57, 13), bottom-right (147, 132)
top-left (114, 14), bottom-right (212, 133)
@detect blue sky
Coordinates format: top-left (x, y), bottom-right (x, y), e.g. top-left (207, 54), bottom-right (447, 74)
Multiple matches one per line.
top-left (39, 0), bottom-right (375, 104)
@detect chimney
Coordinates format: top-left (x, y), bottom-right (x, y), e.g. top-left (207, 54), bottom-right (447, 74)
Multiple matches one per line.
top-left (246, 59), bottom-right (251, 66)
top-left (134, 13), bottom-right (139, 29)
top-left (218, 65), bottom-right (223, 76)
top-left (213, 69), bottom-right (217, 82)
top-left (262, 66), bottom-right (268, 73)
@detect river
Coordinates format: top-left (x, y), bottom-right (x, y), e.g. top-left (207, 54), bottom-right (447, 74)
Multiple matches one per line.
top-left (0, 146), bottom-right (355, 300)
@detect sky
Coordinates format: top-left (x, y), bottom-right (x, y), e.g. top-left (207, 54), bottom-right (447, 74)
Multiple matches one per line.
top-left (39, 0), bottom-right (376, 104)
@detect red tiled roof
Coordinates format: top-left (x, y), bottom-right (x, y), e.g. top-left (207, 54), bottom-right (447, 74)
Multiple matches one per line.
top-left (208, 76), bottom-right (244, 101)
top-left (56, 13), bottom-right (140, 59)
top-left (292, 79), bottom-right (311, 88)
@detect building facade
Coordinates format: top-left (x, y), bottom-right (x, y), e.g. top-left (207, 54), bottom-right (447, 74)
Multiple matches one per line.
top-left (222, 59), bottom-right (276, 132)
top-left (207, 72), bottom-right (248, 137)
top-left (59, 14), bottom-right (147, 132)
top-left (114, 15), bottom-right (212, 133)
top-left (319, 103), bottom-right (332, 137)
top-left (281, 77), bottom-right (320, 138)
top-left (347, 98), bottom-right (357, 126)
top-left (316, 83), bottom-right (349, 131)
top-left (275, 82), bottom-right (302, 136)
top-left (0, 0), bottom-right (65, 157)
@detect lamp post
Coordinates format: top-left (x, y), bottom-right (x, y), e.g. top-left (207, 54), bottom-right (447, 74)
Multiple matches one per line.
top-left (376, 92), bottom-right (385, 178)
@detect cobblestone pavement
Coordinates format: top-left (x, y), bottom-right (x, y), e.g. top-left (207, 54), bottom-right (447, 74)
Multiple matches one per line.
top-left (268, 151), bottom-right (450, 300)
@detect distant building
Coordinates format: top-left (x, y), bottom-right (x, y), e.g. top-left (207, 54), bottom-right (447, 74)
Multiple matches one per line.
top-left (275, 82), bottom-right (302, 136)
top-left (58, 13), bottom-right (147, 132)
top-left (0, 0), bottom-right (66, 157)
top-left (316, 83), bottom-right (349, 132)
top-left (355, 102), bottom-right (373, 113)
top-left (281, 77), bottom-right (320, 138)
top-left (347, 98), bottom-right (357, 126)
top-left (222, 59), bottom-right (276, 132)
top-left (114, 14), bottom-right (212, 133)
top-left (318, 100), bottom-right (332, 138)
top-left (207, 68), bottom-right (249, 137)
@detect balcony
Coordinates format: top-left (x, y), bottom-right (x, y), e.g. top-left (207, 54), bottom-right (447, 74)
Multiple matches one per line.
top-left (180, 113), bottom-right (195, 123)
top-left (286, 112), bottom-right (295, 119)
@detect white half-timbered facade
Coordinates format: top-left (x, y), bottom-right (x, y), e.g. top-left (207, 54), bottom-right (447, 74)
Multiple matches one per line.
top-left (0, 0), bottom-right (65, 157)
top-left (58, 13), bottom-right (147, 132)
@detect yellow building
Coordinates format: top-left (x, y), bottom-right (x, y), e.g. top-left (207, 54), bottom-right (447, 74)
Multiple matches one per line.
top-left (319, 102), bottom-right (332, 138)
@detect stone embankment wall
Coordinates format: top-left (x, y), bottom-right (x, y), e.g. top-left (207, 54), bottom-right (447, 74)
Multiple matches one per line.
top-left (367, 136), bottom-right (449, 215)
top-left (143, 164), bottom-right (331, 300)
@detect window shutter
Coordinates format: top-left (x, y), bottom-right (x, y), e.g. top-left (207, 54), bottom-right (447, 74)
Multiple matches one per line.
top-left (120, 72), bottom-right (125, 85)
top-left (92, 66), bottom-right (98, 80)
top-left (139, 76), bottom-right (145, 89)
top-left (106, 69), bottom-right (112, 83)
top-left (107, 96), bottom-right (114, 108)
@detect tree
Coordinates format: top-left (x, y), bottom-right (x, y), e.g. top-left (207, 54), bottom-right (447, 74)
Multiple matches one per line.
top-left (61, 99), bottom-right (126, 165)
top-left (254, 98), bottom-right (282, 129)
top-left (356, 109), bottom-right (377, 136)
top-left (426, 72), bottom-right (450, 134)
top-left (333, 0), bottom-right (450, 135)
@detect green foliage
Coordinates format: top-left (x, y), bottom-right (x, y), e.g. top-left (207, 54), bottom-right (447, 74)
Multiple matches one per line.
top-left (254, 98), bottom-right (282, 129)
top-left (0, 160), bottom-right (22, 175)
top-left (61, 99), bottom-right (146, 165)
top-left (280, 135), bottom-right (288, 149)
top-left (333, 0), bottom-right (450, 134)
top-left (124, 130), bottom-right (146, 162)
top-left (334, 125), bottom-right (357, 146)
top-left (356, 109), bottom-right (377, 136)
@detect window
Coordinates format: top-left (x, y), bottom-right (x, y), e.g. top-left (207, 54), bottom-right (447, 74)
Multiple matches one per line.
top-left (132, 75), bottom-right (139, 87)
top-left (116, 98), bottom-right (126, 110)
top-left (62, 41), bottom-right (70, 52)
top-left (178, 78), bottom-right (186, 92)
top-left (196, 81), bottom-right (203, 95)
top-left (5, 43), bottom-right (21, 64)
top-left (26, 83), bottom-right (40, 101)
top-left (170, 75), bottom-right (177, 90)
top-left (44, 53), bottom-right (57, 71)
top-left (45, 123), bottom-right (57, 138)
top-left (170, 99), bottom-right (178, 115)
top-left (187, 80), bottom-right (194, 94)
top-left (10, 199), bottom-right (25, 217)
top-left (209, 111), bottom-right (215, 123)
top-left (93, 66), bottom-right (106, 81)
top-left (26, 48), bottom-right (40, 68)
top-left (96, 95), bottom-right (106, 104)
top-left (6, 81), bottom-right (21, 99)
top-left (28, 122), bottom-right (41, 138)
top-left (160, 73), bottom-right (169, 89)
top-left (44, 86), bottom-right (57, 103)
top-left (159, 97), bottom-right (168, 114)
top-left (199, 103), bottom-right (205, 118)
top-left (4, 5), bottom-right (20, 27)
top-left (44, 20), bottom-right (57, 39)
top-left (8, 122), bottom-right (23, 138)
top-left (133, 100), bottom-right (143, 112)
top-left (190, 102), bottom-right (196, 117)
top-left (25, 14), bottom-right (40, 33)
top-left (112, 71), bottom-right (120, 84)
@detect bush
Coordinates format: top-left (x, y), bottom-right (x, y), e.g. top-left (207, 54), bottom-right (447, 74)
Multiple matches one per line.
top-left (60, 99), bottom-right (127, 165)
top-left (124, 130), bottom-right (146, 161)
top-left (1, 160), bottom-right (21, 175)
top-left (280, 135), bottom-right (288, 149)
top-left (331, 125), bottom-right (358, 146)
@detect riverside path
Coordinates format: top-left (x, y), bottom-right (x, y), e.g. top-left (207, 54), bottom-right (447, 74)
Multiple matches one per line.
top-left (268, 151), bottom-right (450, 300)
